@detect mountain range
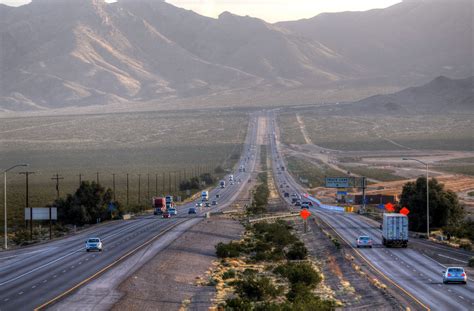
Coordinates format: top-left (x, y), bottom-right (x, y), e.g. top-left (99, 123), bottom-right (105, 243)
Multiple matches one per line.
top-left (0, 0), bottom-right (472, 112)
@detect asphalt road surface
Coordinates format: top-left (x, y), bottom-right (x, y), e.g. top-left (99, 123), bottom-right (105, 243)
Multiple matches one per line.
top-left (267, 110), bottom-right (474, 311)
top-left (0, 112), bottom-right (263, 311)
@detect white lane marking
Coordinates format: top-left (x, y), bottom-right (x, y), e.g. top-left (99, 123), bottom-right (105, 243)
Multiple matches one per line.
top-left (18, 291), bottom-right (23, 295)
top-left (438, 254), bottom-right (466, 263)
top-left (0, 217), bottom-right (158, 286)
top-left (42, 280), bottom-right (47, 283)
top-left (0, 248), bottom-right (54, 260)
top-left (428, 279), bottom-right (432, 282)
top-left (32, 285), bottom-right (36, 288)
top-left (53, 275), bottom-right (57, 278)
top-left (71, 266), bottom-right (75, 269)
top-left (62, 270), bottom-right (66, 273)
top-left (459, 296), bottom-right (464, 300)
top-left (448, 289), bottom-right (452, 292)
top-left (4, 298), bottom-right (9, 301)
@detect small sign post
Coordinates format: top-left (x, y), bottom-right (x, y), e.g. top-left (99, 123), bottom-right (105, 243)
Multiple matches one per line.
top-left (300, 209), bottom-right (311, 233)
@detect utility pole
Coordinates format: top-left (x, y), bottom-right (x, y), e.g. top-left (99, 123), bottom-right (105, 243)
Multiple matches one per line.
top-left (112, 173), bottom-right (116, 201)
top-left (168, 172), bottom-right (171, 194)
top-left (155, 174), bottom-right (158, 196)
top-left (147, 173), bottom-right (150, 201)
top-left (51, 174), bottom-right (64, 201)
top-left (162, 172), bottom-right (165, 195)
top-left (96, 172), bottom-right (100, 185)
top-left (20, 171), bottom-right (35, 240)
top-left (138, 174), bottom-right (141, 204)
top-left (126, 174), bottom-right (129, 208)
top-left (361, 176), bottom-right (367, 212)
top-left (51, 173), bottom-right (63, 239)
top-left (78, 173), bottom-right (82, 187)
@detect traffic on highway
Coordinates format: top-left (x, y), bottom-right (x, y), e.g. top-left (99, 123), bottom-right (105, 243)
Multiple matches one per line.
top-left (0, 114), bottom-right (262, 310)
top-left (266, 110), bottom-right (474, 311)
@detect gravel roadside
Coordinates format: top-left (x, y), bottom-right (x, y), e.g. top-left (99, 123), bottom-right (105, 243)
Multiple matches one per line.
top-left (112, 215), bottom-right (244, 311)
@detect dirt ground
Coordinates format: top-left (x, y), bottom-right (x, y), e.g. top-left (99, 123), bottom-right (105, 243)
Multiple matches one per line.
top-left (112, 216), bottom-right (244, 311)
top-left (296, 218), bottom-right (400, 310)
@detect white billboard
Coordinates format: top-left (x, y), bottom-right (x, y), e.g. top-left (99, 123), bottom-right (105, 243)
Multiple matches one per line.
top-left (24, 208), bottom-right (57, 220)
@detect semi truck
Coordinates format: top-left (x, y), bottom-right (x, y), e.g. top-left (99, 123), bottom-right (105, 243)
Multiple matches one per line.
top-left (165, 195), bottom-right (177, 215)
top-left (153, 197), bottom-right (166, 215)
top-left (201, 191), bottom-right (209, 201)
top-left (382, 213), bottom-right (408, 248)
top-left (220, 180), bottom-right (226, 188)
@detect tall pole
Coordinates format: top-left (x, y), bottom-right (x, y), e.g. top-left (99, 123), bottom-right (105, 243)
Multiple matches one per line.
top-left (112, 173), bottom-right (116, 202)
top-left (147, 173), bottom-right (150, 201)
top-left (168, 172), bottom-right (171, 194)
top-left (402, 158), bottom-right (429, 238)
top-left (4, 164), bottom-right (28, 249)
top-left (51, 174), bottom-right (64, 200)
top-left (96, 172), bottom-right (100, 185)
top-left (155, 174), bottom-right (158, 196)
top-left (20, 171), bottom-right (35, 240)
top-left (126, 173), bottom-right (129, 208)
top-left (78, 173), bottom-right (82, 187)
top-left (138, 174), bottom-right (141, 204)
top-left (426, 163), bottom-right (429, 239)
top-left (162, 172), bottom-right (165, 195)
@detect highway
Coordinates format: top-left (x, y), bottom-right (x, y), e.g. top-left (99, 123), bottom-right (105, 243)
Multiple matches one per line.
top-left (266, 110), bottom-right (474, 311)
top-left (0, 112), bottom-right (263, 311)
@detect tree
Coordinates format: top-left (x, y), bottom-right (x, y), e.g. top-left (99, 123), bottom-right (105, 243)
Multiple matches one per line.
top-left (55, 181), bottom-right (115, 226)
top-left (399, 177), bottom-right (464, 232)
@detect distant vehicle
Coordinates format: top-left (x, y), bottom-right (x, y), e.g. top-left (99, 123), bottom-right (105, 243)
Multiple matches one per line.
top-left (382, 213), bottom-right (408, 247)
top-left (239, 165), bottom-right (245, 172)
top-left (220, 180), bottom-right (226, 188)
top-left (301, 201), bottom-right (312, 209)
top-left (85, 238), bottom-right (102, 252)
top-left (280, 184), bottom-right (283, 188)
top-left (152, 196), bottom-right (166, 215)
top-left (196, 202), bottom-right (203, 207)
top-left (188, 207), bottom-right (197, 214)
top-left (168, 208), bottom-right (177, 216)
top-left (162, 211), bottom-right (170, 218)
top-left (205, 202), bottom-right (211, 208)
top-left (281, 166), bottom-right (285, 171)
top-left (291, 197), bottom-right (299, 203)
top-left (229, 174), bottom-right (234, 182)
top-left (294, 201), bottom-right (301, 207)
top-left (201, 191), bottom-right (209, 201)
top-left (230, 181), bottom-right (234, 185)
top-left (284, 192), bottom-right (290, 198)
top-left (216, 194), bottom-right (220, 199)
top-left (165, 195), bottom-right (174, 209)
top-left (442, 267), bottom-right (467, 284)
top-left (356, 236), bottom-right (373, 248)
top-left (211, 200), bottom-right (217, 206)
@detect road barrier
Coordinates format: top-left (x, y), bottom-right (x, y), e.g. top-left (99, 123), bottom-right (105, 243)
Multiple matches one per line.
top-left (248, 212), bottom-right (299, 223)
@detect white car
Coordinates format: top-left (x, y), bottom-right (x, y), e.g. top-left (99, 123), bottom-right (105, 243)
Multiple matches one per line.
top-left (86, 237), bottom-right (102, 252)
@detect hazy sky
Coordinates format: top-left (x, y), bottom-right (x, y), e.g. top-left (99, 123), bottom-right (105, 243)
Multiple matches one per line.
top-left (1, 0), bottom-right (403, 22)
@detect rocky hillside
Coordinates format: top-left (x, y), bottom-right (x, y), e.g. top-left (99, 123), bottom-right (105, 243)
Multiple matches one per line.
top-left (0, 0), bottom-right (471, 111)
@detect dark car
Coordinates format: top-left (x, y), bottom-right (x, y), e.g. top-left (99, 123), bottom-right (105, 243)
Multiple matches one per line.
top-left (294, 201), bottom-right (301, 207)
top-left (284, 192), bottom-right (290, 198)
top-left (162, 211), bottom-right (170, 218)
top-left (188, 207), bottom-right (197, 214)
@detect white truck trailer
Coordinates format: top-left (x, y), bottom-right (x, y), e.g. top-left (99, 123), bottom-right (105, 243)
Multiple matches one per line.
top-left (382, 213), bottom-right (408, 248)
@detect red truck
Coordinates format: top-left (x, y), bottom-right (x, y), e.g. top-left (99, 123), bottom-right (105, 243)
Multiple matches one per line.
top-left (153, 197), bottom-right (166, 215)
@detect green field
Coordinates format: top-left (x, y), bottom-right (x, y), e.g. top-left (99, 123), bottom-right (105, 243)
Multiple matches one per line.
top-left (0, 109), bottom-right (249, 230)
top-left (286, 156), bottom-right (344, 187)
top-left (278, 111), bottom-right (474, 151)
top-left (341, 165), bottom-right (404, 182)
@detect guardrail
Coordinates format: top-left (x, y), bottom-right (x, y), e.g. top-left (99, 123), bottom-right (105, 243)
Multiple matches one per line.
top-left (248, 212), bottom-right (300, 223)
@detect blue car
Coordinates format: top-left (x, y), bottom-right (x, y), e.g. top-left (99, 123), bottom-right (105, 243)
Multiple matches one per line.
top-left (443, 267), bottom-right (467, 284)
top-left (188, 207), bottom-right (197, 214)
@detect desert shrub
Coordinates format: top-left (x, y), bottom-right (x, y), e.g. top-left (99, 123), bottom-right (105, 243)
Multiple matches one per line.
top-left (225, 297), bottom-right (252, 311)
top-left (222, 269), bottom-right (236, 280)
top-left (274, 262), bottom-right (321, 288)
top-left (216, 242), bottom-right (241, 258)
top-left (286, 241), bottom-right (308, 260)
top-left (235, 275), bottom-right (280, 301)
